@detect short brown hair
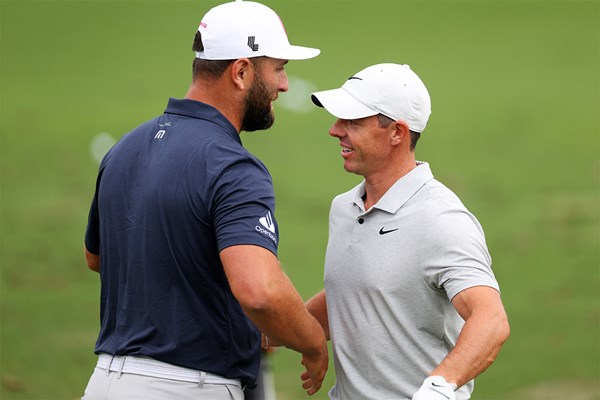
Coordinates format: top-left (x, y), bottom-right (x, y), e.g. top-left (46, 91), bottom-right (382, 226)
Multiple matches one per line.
top-left (377, 114), bottom-right (421, 151)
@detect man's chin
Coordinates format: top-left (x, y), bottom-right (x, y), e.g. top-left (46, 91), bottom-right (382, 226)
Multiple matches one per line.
top-left (242, 113), bottom-right (275, 132)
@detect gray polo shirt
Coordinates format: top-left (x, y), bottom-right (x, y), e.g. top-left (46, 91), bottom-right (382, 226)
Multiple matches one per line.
top-left (324, 162), bottom-right (499, 400)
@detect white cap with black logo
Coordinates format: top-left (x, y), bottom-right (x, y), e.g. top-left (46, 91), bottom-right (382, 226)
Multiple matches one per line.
top-left (196, 0), bottom-right (320, 61)
top-left (311, 63), bottom-right (431, 133)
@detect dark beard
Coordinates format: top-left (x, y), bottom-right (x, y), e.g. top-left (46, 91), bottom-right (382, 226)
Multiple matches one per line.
top-left (240, 74), bottom-right (275, 132)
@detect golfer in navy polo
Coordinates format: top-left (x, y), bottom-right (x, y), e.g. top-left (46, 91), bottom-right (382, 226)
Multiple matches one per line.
top-left (82, 2), bottom-right (328, 399)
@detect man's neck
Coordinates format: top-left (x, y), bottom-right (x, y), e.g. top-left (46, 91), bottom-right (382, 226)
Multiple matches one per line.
top-left (185, 79), bottom-right (244, 133)
top-left (363, 156), bottom-right (417, 210)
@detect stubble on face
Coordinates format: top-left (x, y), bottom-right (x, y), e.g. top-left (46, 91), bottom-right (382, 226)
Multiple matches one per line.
top-left (340, 117), bottom-right (392, 178)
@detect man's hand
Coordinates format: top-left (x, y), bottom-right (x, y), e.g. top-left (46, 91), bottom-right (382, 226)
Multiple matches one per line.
top-left (299, 342), bottom-right (328, 395)
top-left (412, 376), bottom-right (457, 400)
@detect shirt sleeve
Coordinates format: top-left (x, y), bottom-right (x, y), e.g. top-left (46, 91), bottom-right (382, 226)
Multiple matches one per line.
top-left (422, 207), bottom-right (499, 301)
top-left (210, 151), bottom-right (279, 256)
top-left (84, 163), bottom-right (107, 255)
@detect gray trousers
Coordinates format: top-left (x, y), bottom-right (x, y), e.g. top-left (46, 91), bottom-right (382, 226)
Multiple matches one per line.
top-left (243, 353), bottom-right (276, 400)
top-left (82, 367), bottom-right (244, 400)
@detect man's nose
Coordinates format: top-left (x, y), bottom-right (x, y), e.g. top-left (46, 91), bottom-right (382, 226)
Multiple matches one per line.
top-left (329, 119), bottom-right (345, 138)
top-left (278, 71), bottom-right (289, 92)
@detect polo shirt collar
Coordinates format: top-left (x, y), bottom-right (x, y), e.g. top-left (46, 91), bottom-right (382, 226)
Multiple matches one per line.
top-left (353, 162), bottom-right (434, 214)
top-left (164, 98), bottom-right (240, 144)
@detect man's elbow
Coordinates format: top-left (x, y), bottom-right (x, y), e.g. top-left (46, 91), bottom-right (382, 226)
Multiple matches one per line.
top-left (498, 315), bottom-right (510, 346)
top-left (487, 313), bottom-right (510, 366)
top-left (84, 247), bottom-right (100, 273)
top-left (235, 284), bottom-right (279, 314)
top-left (87, 263), bottom-right (100, 273)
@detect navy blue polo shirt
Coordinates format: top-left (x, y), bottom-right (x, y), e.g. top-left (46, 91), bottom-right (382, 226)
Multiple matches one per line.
top-left (85, 98), bottom-right (279, 387)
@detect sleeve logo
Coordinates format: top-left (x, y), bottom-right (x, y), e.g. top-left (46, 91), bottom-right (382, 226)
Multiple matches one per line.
top-left (259, 211), bottom-right (275, 233)
top-left (256, 211), bottom-right (277, 245)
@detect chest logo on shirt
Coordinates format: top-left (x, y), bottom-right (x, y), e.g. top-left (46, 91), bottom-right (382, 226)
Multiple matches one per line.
top-left (379, 227), bottom-right (399, 235)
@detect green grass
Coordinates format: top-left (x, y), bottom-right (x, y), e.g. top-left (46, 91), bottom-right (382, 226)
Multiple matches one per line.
top-left (1, 1), bottom-right (598, 399)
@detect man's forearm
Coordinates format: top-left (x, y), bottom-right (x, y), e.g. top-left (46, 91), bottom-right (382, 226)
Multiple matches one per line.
top-left (241, 272), bottom-right (327, 356)
top-left (237, 269), bottom-right (329, 396)
top-left (431, 310), bottom-right (508, 387)
top-left (432, 292), bottom-right (510, 387)
top-left (305, 290), bottom-right (330, 340)
top-left (220, 245), bottom-right (327, 355)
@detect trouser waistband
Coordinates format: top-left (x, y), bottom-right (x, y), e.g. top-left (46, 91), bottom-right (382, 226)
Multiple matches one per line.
top-left (96, 354), bottom-right (241, 387)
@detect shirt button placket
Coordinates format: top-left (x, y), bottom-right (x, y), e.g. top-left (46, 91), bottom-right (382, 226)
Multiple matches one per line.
top-left (351, 216), bottom-right (366, 244)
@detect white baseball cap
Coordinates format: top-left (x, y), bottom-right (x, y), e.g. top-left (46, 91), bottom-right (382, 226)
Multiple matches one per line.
top-left (311, 63), bottom-right (431, 133)
top-left (196, 0), bottom-right (320, 61)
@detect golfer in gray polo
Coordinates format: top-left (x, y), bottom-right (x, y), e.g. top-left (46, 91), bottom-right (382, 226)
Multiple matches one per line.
top-left (305, 63), bottom-right (510, 400)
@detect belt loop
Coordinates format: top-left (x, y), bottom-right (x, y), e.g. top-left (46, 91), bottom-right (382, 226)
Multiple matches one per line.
top-left (106, 355), bottom-right (115, 377)
top-left (117, 356), bottom-right (126, 379)
top-left (197, 371), bottom-right (206, 388)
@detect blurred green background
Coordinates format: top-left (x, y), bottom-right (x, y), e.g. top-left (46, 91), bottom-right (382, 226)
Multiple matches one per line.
top-left (1, 0), bottom-right (598, 399)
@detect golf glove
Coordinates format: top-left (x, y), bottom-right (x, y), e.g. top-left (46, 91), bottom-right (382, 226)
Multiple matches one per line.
top-left (412, 376), bottom-right (457, 400)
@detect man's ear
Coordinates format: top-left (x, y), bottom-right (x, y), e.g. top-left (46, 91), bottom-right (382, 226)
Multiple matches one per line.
top-left (230, 58), bottom-right (254, 90)
top-left (391, 120), bottom-right (410, 146)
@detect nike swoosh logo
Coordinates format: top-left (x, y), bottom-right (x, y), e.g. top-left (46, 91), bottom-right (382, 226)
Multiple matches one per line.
top-left (430, 383), bottom-right (451, 399)
top-left (347, 76), bottom-right (363, 81)
top-left (379, 227), bottom-right (399, 235)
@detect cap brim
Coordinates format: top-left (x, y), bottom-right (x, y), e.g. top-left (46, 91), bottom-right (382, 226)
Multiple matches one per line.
top-left (267, 45), bottom-right (320, 60)
top-left (311, 88), bottom-right (378, 120)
